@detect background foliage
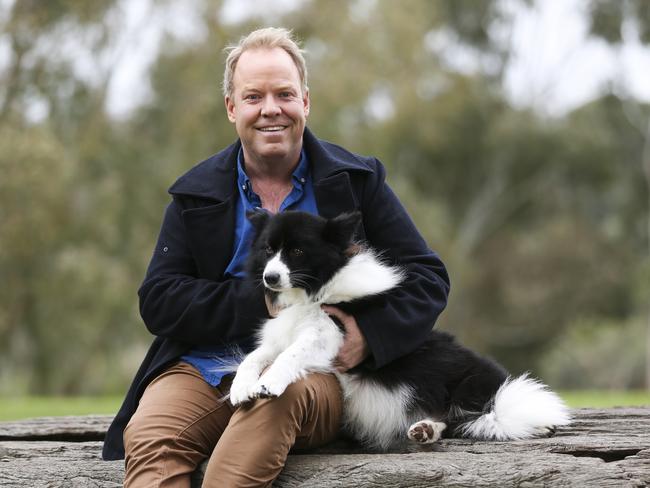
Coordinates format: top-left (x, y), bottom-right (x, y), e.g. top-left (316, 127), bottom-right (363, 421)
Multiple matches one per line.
top-left (1, 0), bottom-right (648, 395)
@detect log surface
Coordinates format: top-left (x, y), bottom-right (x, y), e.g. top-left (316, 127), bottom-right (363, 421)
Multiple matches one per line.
top-left (0, 408), bottom-right (648, 487)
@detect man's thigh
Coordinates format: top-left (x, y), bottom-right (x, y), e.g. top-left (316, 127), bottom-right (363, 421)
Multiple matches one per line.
top-left (203, 372), bottom-right (342, 487)
top-left (124, 362), bottom-right (235, 457)
top-left (291, 372), bottom-right (343, 449)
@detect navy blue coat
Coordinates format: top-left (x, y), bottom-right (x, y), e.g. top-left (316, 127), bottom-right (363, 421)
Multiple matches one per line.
top-left (102, 128), bottom-right (450, 460)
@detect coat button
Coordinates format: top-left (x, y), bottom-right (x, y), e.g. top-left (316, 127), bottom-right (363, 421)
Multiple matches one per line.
top-left (163, 246), bottom-right (169, 252)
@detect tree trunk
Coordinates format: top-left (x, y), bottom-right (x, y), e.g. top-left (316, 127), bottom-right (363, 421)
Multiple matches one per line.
top-left (0, 408), bottom-right (648, 487)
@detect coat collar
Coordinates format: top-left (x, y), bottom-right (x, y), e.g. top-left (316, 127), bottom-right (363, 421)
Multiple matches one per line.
top-left (168, 127), bottom-right (374, 201)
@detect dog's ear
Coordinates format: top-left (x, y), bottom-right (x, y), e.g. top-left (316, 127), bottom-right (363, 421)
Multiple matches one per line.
top-left (324, 211), bottom-right (362, 248)
top-left (247, 210), bottom-right (270, 238)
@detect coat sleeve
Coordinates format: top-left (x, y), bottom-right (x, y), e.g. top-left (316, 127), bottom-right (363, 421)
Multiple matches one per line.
top-left (137, 200), bottom-right (268, 345)
top-left (349, 159), bottom-right (450, 369)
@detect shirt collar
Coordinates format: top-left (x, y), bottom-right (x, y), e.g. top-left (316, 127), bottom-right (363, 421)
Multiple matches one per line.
top-left (236, 149), bottom-right (309, 199)
top-left (236, 150), bottom-right (252, 198)
top-left (292, 149), bottom-right (309, 187)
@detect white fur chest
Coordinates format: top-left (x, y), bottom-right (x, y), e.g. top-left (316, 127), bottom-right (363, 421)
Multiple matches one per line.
top-left (258, 304), bottom-right (342, 353)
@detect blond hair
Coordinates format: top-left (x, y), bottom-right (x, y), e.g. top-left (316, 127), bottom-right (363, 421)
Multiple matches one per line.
top-left (222, 27), bottom-right (308, 98)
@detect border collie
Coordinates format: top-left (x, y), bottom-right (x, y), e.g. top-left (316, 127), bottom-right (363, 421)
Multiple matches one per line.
top-left (228, 210), bottom-right (570, 450)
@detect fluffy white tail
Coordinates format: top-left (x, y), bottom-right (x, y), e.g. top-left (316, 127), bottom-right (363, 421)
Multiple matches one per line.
top-left (459, 374), bottom-right (571, 440)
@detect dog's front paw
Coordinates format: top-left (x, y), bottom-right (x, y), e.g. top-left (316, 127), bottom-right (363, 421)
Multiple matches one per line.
top-left (229, 379), bottom-right (257, 406)
top-left (252, 375), bottom-right (289, 399)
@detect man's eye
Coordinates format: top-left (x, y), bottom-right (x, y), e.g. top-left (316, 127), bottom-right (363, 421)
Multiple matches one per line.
top-left (290, 248), bottom-right (303, 257)
top-left (245, 94), bottom-right (260, 100)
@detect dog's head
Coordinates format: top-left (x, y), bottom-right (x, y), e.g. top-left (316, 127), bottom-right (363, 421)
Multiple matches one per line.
top-left (246, 210), bottom-right (361, 298)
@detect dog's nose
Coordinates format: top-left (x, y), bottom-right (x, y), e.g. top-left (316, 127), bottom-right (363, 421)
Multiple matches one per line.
top-left (264, 272), bottom-right (280, 287)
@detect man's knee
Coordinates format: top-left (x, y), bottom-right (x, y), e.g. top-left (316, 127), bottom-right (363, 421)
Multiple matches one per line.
top-left (123, 411), bottom-right (165, 456)
top-left (205, 373), bottom-right (343, 484)
top-left (283, 373), bottom-right (343, 448)
top-left (252, 373), bottom-right (341, 413)
top-left (282, 372), bottom-right (341, 405)
top-left (230, 372), bottom-right (342, 440)
top-left (123, 411), bottom-right (207, 488)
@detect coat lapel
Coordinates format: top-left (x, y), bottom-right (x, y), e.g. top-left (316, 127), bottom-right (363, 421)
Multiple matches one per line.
top-left (305, 128), bottom-right (373, 240)
top-left (169, 129), bottom-right (376, 278)
top-left (314, 172), bottom-right (357, 218)
top-left (171, 142), bottom-right (240, 280)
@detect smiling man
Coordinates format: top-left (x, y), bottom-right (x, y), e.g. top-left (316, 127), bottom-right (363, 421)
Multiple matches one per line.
top-left (225, 47), bottom-right (309, 187)
top-left (103, 28), bottom-right (450, 487)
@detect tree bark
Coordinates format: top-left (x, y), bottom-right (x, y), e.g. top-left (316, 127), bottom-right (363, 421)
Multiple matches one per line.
top-left (0, 408), bottom-right (648, 487)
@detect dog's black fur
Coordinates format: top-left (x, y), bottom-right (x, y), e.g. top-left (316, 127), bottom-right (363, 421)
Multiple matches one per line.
top-left (243, 210), bottom-right (567, 447)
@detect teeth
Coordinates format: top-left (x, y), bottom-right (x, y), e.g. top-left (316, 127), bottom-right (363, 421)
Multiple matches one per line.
top-left (258, 126), bottom-right (285, 132)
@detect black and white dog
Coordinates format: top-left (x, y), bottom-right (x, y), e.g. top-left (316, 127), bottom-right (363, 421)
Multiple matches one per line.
top-left (228, 210), bottom-right (570, 450)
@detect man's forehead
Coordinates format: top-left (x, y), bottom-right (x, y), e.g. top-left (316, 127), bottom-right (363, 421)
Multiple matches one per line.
top-left (238, 46), bottom-right (293, 62)
top-left (239, 79), bottom-right (299, 92)
top-left (234, 48), bottom-right (301, 82)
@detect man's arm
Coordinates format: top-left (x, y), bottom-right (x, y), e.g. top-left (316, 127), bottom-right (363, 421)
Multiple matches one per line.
top-left (137, 199), bottom-right (268, 345)
top-left (345, 158), bottom-right (451, 369)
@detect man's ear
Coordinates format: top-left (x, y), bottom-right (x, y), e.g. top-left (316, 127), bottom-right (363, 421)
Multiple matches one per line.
top-left (225, 95), bottom-right (236, 123)
top-left (247, 210), bottom-right (270, 238)
top-left (302, 88), bottom-right (310, 117)
top-left (324, 211), bottom-right (362, 248)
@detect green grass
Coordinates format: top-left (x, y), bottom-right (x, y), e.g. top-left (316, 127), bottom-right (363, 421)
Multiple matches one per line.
top-left (0, 396), bottom-right (123, 421)
top-left (0, 391), bottom-right (648, 422)
top-left (559, 390), bottom-right (650, 408)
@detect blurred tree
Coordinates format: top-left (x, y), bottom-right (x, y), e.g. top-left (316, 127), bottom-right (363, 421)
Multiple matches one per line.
top-left (0, 126), bottom-right (73, 391)
top-left (1, 0), bottom-right (648, 394)
top-left (587, 0), bottom-right (650, 44)
top-left (584, 0), bottom-right (650, 388)
top-left (0, 0), bottom-right (144, 394)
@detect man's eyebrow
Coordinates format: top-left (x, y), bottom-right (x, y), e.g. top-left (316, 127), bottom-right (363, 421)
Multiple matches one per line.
top-left (238, 82), bottom-right (300, 96)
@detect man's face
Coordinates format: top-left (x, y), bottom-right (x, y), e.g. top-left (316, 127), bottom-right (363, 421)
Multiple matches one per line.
top-left (225, 47), bottom-right (310, 168)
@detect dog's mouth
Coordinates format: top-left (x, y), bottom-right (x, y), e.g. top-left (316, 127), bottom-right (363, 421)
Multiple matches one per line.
top-left (264, 283), bottom-right (287, 292)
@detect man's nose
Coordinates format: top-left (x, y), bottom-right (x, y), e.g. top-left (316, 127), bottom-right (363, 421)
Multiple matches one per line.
top-left (261, 95), bottom-right (281, 116)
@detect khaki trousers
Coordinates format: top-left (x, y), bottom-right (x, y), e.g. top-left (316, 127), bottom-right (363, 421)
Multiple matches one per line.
top-left (123, 362), bottom-right (342, 488)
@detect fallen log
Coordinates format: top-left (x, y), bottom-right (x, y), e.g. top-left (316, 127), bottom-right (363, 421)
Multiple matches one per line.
top-left (0, 408), bottom-right (648, 487)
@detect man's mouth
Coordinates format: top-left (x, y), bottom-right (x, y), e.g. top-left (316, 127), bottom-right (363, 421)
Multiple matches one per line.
top-left (257, 126), bottom-right (286, 132)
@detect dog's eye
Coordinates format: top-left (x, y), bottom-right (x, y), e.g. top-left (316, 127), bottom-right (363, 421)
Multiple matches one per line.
top-left (290, 248), bottom-right (303, 257)
top-left (264, 245), bottom-right (274, 256)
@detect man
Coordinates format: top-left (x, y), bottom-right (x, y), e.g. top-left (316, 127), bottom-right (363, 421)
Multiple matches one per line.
top-left (103, 27), bottom-right (450, 487)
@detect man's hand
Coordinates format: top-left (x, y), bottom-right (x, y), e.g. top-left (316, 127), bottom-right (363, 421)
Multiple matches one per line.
top-left (321, 305), bottom-right (369, 372)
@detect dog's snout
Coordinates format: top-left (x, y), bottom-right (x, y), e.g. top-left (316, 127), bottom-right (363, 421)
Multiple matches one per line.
top-left (264, 272), bottom-right (281, 287)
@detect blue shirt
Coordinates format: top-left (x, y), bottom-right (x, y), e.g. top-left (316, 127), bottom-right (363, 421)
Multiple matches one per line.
top-left (181, 148), bottom-right (318, 386)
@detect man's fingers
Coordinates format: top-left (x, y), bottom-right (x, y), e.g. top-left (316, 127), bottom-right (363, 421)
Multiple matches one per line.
top-left (323, 304), bottom-right (368, 370)
top-left (321, 304), bottom-right (340, 318)
top-left (321, 305), bottom-right (349, 329)
top-left (333, 356), bottom-right (349, 373)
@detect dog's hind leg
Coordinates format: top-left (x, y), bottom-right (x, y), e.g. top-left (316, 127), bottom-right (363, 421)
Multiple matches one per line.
top-left (407, 419), bottom-right (447, 444)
